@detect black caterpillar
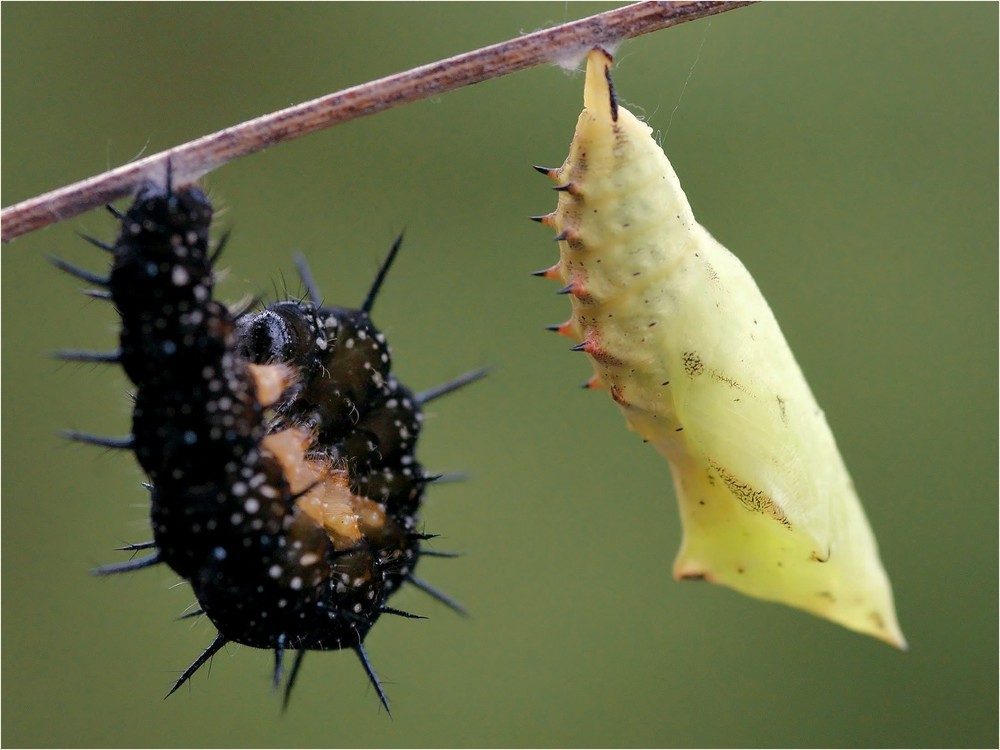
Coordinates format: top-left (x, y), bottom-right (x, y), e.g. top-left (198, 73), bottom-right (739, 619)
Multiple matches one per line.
top-left (55, 176), bottom-right (484, 712)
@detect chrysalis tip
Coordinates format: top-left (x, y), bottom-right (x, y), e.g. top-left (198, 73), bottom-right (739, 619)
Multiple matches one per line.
top-left (583, 48), bottom-right (617, 121)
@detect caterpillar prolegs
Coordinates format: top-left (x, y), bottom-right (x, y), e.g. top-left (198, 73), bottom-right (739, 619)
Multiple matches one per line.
top-left (534, 49), bottom-right (904, 648)
top-left (56, 178), bottom-right (485, 711)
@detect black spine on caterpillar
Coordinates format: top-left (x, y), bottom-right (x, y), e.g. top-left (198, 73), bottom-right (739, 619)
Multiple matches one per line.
top-left (62, 179), bottom-right (486, 712)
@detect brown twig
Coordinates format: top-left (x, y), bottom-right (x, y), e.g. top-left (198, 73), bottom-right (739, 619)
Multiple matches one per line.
top-left (1, 1), bottom-right (753, 244)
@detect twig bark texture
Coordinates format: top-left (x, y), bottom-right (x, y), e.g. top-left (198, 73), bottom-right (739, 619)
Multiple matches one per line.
top-left (1, 1), bottom-right (753, 243)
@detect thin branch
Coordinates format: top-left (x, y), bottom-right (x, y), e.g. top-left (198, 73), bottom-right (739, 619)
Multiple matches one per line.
top-left (1, 1), bottom-right (754, 244)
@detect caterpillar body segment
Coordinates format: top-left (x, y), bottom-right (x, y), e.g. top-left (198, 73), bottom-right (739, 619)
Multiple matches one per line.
top-left (539, 49), bottom-right (904, 648)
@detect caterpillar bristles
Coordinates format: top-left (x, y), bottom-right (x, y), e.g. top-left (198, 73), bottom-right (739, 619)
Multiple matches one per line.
top-left (114, 541), bottom-right (156, 551)
top-left (49, 256), bottom-right (109, 286)
top-left (106, 204), bottom-right (124, 219)
top-left (82, 289), bottom-right (113, 301)
top-left (353, 643), bottom-right (390, 716)
top-left (407, 532), bottom-right (440, 542)
top-left (208, 228), bottom-right (232, 266)
top-left (380, 606), bottom-right (427, 620)
top-left (406, 575), bottom-right (467, 616)
top-left (272, 634), bottom-right (288, 692)
top-left (53, 348), bottom-right (121, 364)
top-left (416, 367), bottom-right (489, 405)
top-left (420, 550), bottom-right (462, 559)
top-left (282, 650), bottom-right (307, 711)
top-left (414, 472), bottom-right (469, 489)
top-left (92, 552), bottom-right (162, 576)
top-left (78, 233), bottom-right (115, 253)
top-left (165, 633), bottom-right (228, 699)
top-left (61, 430), bottom-right (134, 450)
top-left (177, 608), bottom-right (205, 621)
top-left (361, 231), bottom-right (405, 315)
top-left (415, 473), bottom-right (445, 486)
top-left (291, 252), bottom-right (323, 306)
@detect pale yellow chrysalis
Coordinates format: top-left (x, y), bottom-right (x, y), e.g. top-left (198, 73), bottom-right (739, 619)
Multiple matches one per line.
top-left (540, 48), bottom-right (905, 648)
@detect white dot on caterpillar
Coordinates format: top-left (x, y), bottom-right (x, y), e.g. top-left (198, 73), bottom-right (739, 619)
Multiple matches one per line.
top-left (171, 265), bottom-right (190, 286)
top-left (244, 498), bottom-right (260, 514)
top-left (250, 518), bottom-right (263, 530)
top-left (230, 512), bottom-right (244, 525)
top-left (290, 577), bottom-right (303, 590)
top-left (345, 338), bottom-right (355, 349)
top-left (213, 547), bottom-right (227, 560)
top-left (300, 552), bottom-right (320, 566)
top-left (268, 564), bottom-right (283, 579)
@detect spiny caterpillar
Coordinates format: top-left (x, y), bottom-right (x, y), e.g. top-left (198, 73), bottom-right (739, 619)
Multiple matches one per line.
top-left (55, 175), bottom-right (484, 712)
top-left (533, 48), bottom-right (904, 648)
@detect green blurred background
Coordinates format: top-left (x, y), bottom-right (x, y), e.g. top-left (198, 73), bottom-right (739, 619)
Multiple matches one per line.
top-left (2, 3), bottom-right (996, 747)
